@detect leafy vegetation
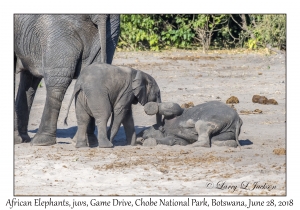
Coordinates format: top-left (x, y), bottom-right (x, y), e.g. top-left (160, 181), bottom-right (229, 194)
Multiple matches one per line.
top-left (118, 14), bottom-right (286, 52)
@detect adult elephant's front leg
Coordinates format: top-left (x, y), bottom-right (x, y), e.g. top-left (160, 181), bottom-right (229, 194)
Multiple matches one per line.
top-left (31, 85), bottom-right (71, 146)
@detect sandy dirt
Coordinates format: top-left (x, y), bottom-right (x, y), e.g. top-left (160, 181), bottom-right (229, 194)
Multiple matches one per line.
top-left (14, 49), bottom-right (286, 195)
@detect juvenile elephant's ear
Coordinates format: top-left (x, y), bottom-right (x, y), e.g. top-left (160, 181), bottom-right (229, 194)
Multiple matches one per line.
top-left (132, 71), bottom-right (147, 106)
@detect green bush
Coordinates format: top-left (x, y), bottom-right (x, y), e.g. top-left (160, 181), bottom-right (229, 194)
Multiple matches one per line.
top-left (249, 14), bottom-right (286, 49)
top-left (118, 14), bottom-right (286, 51)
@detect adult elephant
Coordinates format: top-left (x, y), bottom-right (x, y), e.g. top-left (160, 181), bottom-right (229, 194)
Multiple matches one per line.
top-left (14, 14), bottom-right (120, 145)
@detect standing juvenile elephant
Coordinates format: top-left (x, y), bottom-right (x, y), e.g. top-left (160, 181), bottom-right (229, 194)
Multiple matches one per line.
top-left (64, 63), bottom-right (162, 148)
top-left (14, 14), bottom-right (120, 145)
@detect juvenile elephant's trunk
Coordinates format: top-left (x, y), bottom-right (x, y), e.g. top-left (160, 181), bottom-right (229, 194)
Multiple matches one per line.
top-left (156, 97), bottom-right (162, 126)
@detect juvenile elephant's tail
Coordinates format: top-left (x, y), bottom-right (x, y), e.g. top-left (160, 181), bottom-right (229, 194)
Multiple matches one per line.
top-left (64, 83), bottom-right (81, 126)
top-left (235, 117), bottom-right (243, 149)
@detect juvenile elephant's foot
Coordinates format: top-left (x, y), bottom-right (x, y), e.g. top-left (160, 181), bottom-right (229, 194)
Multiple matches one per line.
top-left (87, 134), bottom-right (98, 148)
top-left (75, 140), bottom-right (88, 148)
top-left (71, 131), bottom-right (78, 143)
top-left (98, 138), bottom-right (113, 148)
top-left (192, 139), bottom-right (210, 148)
top-left (31, 133), bottom-right (56, 146)
top-left (212, 140), bottom-right (238, 148)
top-left (143, 138), bottom-right (157, 147)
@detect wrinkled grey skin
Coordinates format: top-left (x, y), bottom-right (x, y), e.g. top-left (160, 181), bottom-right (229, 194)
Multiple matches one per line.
top-left (64, 63), bottom-right (162, 148)
top-left (14, 14), bottom-right (120, 145)
top-left (141, 101), bottom-right (243, 148)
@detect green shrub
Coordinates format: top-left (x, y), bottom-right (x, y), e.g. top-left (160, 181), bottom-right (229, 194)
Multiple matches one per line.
top-left (118, 14), bottom-right (286, 51)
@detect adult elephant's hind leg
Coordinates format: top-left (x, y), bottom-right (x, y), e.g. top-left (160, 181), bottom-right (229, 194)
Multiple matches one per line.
top-left (15, 70), bottom-right (42, 143)
top-left (31, 60), bottom-right (75, 146)
top-left (31, 84), bottom-right (72, 146)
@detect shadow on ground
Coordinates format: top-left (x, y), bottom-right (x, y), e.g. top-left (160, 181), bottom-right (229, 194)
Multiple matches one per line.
top-left (29, 127), bottom-right (77, 139)
top-left (29, 126), bottom-right (150, 146)
top-left (239, 139), bottom-right (253, 146)
top-left (29, 127), bottom-right (251, 146)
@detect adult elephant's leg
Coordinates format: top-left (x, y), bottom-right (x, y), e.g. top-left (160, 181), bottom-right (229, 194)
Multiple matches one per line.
top-left (121, 109), bottom-right (136, 146)
top-left (14, 109), bottom-right (21, 144)
top-left (31, 36), bottom-right (82, 146)
top-left (15, 70), bottom-right (42, 143)
top-left (31, 82), bottom-right (72, 146)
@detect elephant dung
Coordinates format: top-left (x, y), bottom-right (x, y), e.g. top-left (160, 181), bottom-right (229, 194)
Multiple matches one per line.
top-left (252, 95), bottom-right (278, 105)
top-left (240, 109), bottom-right (263, 115)
top-left (267, 99), bottom-right (278, 105)
top-left (181, 102), bottom-right (195, 108)
top-left (258, 96), bottom-right (268, 104)
top-left (252, 95), bottom-right (261, 103)
top-left (273, 148), bottom-right (286, 155)
top-left (226, 96), bottom-right (239, 104)
top-left (253, 109), bottom-right (263, 114)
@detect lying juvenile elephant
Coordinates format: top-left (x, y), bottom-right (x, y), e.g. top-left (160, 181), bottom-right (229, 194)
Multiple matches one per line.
top-left (64, 63), bottom-right (162, 148)
top-left (140, 101), bottom-right (243, 148)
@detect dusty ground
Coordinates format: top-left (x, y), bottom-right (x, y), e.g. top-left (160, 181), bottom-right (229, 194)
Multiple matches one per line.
top-left (14, 49), bottom-right (286, 195)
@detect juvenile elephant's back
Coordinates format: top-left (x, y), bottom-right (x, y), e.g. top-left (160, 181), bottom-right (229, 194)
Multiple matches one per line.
top-left (80, 63), bottom-right (128, 80)
top-left (183, 101), bottom-right (239, 125)
top-left (77, 63), bottom-right (132, 101)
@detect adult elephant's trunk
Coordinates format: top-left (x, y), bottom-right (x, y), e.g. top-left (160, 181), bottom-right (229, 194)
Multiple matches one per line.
top-left (156, 96), bottom-right (162, 126)
top-left (99, 15), bottom-right (108, 63)
top-left (89, 14), bottom-right (107, 63)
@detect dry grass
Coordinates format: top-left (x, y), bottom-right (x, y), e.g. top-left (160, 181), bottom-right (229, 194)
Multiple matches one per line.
top-left (161, 55), bottom-right (222, 61)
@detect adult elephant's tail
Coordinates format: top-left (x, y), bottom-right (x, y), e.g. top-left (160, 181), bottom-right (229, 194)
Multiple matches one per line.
top-left (64, 82), bottom-right (81, 126)
top-left (235, 117), bottom-right (243, 149)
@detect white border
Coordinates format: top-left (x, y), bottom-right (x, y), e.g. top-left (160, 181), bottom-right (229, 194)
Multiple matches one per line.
top-left (1, 1), bottom-right (298, 209)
